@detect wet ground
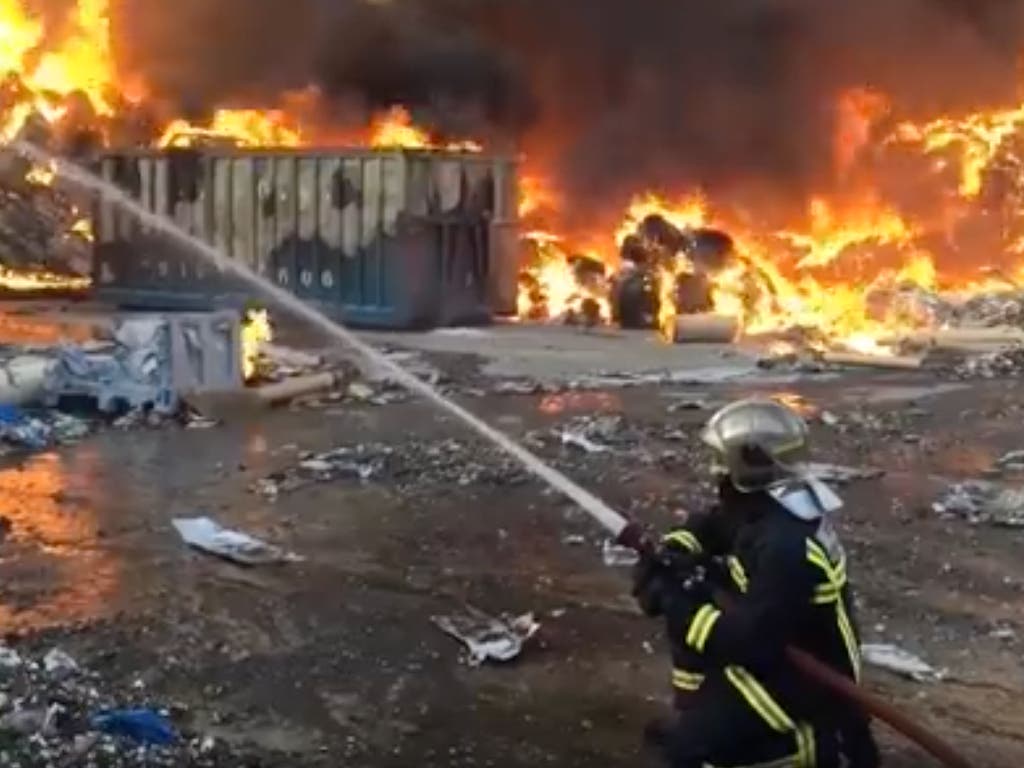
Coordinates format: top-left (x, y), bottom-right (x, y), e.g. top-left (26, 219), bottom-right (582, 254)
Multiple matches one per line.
top-left (0, 317), bottom-right (1021, 767)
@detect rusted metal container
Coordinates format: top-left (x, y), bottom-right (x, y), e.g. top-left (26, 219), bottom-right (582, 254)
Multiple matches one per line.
top-left (92, 147), bottom-right (519, 328)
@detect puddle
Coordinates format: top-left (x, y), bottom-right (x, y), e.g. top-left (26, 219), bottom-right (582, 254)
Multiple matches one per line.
top-left (0, 450), bottom-right (121, 631)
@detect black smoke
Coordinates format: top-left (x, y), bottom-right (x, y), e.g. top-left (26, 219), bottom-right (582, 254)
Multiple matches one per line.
top-left (104, 0), bottom-right (1024, 216)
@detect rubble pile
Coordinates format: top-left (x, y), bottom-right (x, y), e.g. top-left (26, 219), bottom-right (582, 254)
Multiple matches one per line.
top-left (932, 481), bottom-right (1024, 528)
top-left (951, 345), bottom-right (1024, 379)
top-left (0, 644), bottom-right (245, 767)
top-left (253, 439), bottom-right (530, 499)
top-left (0, 151), bottom-right (92, 282)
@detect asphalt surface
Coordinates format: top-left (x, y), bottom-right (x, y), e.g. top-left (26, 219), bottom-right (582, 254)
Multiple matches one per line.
top-left (0, 318), bottom-right (1020, 767)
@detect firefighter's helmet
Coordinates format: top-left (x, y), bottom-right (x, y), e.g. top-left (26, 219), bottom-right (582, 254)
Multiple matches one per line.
top-left (700, 398), bottom-right (810, 492)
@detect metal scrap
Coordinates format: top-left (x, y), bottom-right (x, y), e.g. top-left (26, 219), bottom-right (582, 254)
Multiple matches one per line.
top-left (431, 607), bottom-right (540, 665)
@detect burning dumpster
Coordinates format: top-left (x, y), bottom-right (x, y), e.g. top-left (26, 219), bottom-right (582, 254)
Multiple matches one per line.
top-left (92, 147), bottom-right (519, 329)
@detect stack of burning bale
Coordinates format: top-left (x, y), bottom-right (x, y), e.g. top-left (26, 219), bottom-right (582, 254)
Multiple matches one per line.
top-left (0, 143), bottom-right (93, 290)
top-left (612, 214), bottom-right (736, 339)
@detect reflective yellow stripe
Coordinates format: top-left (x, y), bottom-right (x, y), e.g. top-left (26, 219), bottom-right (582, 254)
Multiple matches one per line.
top-left (671, 667), bottom-right (705, 691)
top-left (795, 723), bottom-right (816, 768)
top-left (685, 605), bottom-right (721, 652)
top-left (663, 529), bottom-right (703, 553)
top-left (724, 666), bottom-right (795, 733)
top-left (836, 600), bottom-right (862, 682)
top-left (806, 538), bottom-right (859, 679)
top-left (728, 555), bottom-right (749, 593)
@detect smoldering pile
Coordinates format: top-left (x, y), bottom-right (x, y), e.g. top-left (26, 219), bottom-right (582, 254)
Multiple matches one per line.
top-left (0, 149), bottom-right (93, 285)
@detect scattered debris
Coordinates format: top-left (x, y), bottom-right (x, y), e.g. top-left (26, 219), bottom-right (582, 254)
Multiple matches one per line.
top-left (932, 481), bottom-right (1024, 527)
top-left (431, 607), bottom-right (540, 665)
top-left (804, 462), bottom-right (885, 485)
top-left (253, 440), bottom-right (527, 498)
top-left (861, 643), bottom-right (946, 683)
top-left (560, 430), bottom-right (611, 454)
top-left (0, 641), bottom-right (241, 766)
top-left (995, 449), bottom-right (1024, 471)
top-left (91, 708), bottom-right (177, 746)
top-left (172, 517), bottom-right (301, 565)
top-left (602, 539), bottom-right (640, 567)
top-left (42, 648), bottom-right (78, 678)
top-left (952, 345), bottom-right (1024, 379)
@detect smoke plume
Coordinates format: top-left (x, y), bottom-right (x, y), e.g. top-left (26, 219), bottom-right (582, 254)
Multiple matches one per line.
top-left (105, 0), bottom-right (1024, 217)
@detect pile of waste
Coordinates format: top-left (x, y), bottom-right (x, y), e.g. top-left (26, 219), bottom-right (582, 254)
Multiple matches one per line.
top-left (932, 480), bottom-right (1024, 528)
top-left (0, 152), bottom-right (92, 285)
top-left (253, 439), bottom-right (529, 500)
top-left (0, 644), bottom-right (246, 767)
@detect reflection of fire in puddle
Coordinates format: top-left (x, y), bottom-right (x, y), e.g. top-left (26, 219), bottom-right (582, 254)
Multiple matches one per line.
top-left (0, 451), bottom-right (120, 631)
top-left (538, 391), bottom-right (622, 415)
top-left (0, 312), bottom-right (96, 346)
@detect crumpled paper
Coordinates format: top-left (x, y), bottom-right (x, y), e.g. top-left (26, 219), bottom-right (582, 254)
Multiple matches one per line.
top-left (861, 643), bottom-right (946, 683)
top-left (932, 481), bottom-right (1024, 528)
top-left (172, 517), bottom-right (301, 566)
top-left (431, 607), bottom-right (540, 665)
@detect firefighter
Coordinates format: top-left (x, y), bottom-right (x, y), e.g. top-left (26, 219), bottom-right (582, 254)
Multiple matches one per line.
top-left (633, 398), bottom-right (880, 768)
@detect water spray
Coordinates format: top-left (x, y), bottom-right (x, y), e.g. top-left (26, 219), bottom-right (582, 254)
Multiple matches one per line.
top-left (9, 140), bottom-right (972, 768)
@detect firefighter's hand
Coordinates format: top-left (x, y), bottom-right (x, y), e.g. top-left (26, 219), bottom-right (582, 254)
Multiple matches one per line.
top-left (632, 546), bottom-right (703, 618)
top-left (632, 550), bottom-right (667, 617)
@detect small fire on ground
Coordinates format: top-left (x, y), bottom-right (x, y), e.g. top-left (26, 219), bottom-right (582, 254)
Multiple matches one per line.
top-left (242, 309), bottom-right (272, 382)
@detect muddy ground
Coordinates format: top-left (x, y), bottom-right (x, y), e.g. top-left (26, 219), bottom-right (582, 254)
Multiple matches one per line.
top-left (0, 321), bottom-right (1021, 767)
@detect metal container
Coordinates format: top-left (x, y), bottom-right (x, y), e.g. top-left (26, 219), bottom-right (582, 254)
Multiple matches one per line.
top-left (92, 148), bottom-right (519, 328)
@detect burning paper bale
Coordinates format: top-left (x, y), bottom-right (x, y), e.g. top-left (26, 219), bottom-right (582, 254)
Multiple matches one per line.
top-left (431, 607), bottom-right (540, 665)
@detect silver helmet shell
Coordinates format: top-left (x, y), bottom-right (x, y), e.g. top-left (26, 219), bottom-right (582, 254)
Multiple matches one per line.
top-left (700, 398), bottom-right (810, 492)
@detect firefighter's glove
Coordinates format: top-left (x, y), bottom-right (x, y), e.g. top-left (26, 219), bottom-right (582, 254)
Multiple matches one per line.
top-left (660, 571), bottom-right (715, 635)
top-left (632, 546), bottom-right (703, 618)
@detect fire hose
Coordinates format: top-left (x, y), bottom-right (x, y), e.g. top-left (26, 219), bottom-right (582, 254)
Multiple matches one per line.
top-left (614, 519), bottom-right (974, 768)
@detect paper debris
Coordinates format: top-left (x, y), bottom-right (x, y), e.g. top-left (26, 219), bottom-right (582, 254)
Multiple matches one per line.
top-left (172, 517), bottom-right (301, 566)
top-left (602, 539), bottom-right (640, 567)
top-left (933, 481), bottom-right (1024, 527)
top-left (861, 643), bottom-right (946, 683)
top-left (431, 607), bottom-right (540, 665)
top-left (805, 462), bottom-right (885, 484)
top-left (560, 430), bottom-right (611, 454)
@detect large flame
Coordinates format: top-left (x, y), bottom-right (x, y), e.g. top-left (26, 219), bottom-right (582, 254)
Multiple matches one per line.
top-left (6, 0), bottom-right (1024, 352)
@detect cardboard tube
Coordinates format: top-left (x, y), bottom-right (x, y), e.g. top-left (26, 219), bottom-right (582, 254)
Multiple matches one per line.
top-left (822, 351), bottom-right (923, 369)
top-left (670, 313), bottom-right (739, 343)
top-left (887, 327), bottom-right (1024, 350)
top-left (254, 372), bottom-right (340, 405)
